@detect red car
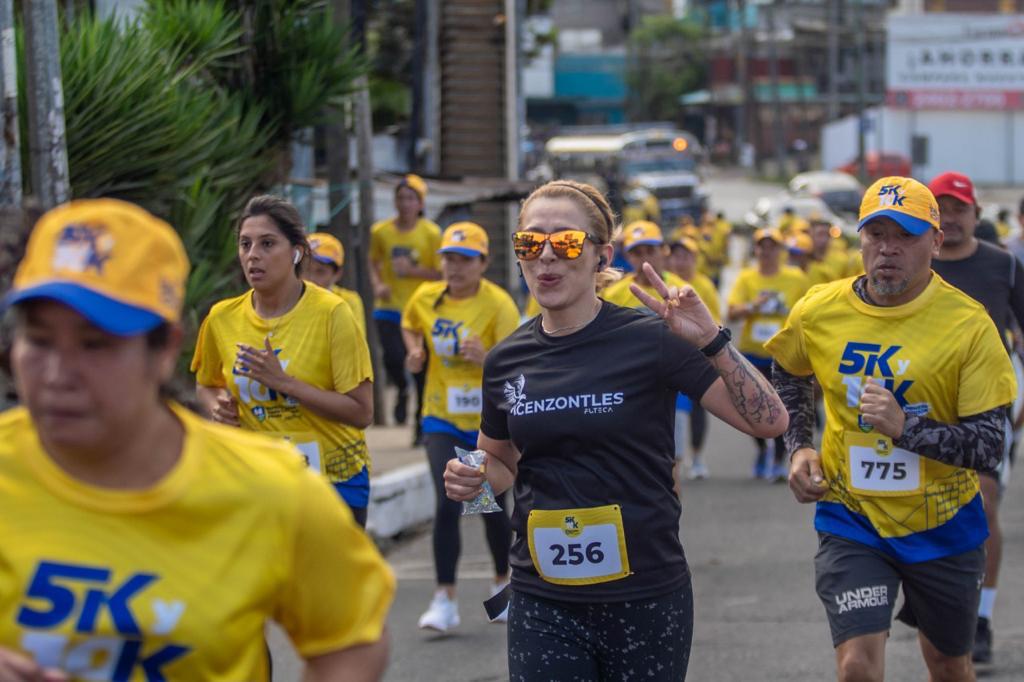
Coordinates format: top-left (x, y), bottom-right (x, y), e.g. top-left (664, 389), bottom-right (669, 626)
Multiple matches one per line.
top-left (837, 152), bottom-right (912, 180)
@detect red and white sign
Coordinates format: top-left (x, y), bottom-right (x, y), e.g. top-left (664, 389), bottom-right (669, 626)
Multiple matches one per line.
top-left (887, 14), bottom-right (1024, 110)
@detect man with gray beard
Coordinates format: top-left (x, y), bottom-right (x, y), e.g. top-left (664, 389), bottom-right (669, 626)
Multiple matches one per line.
top-left (765, 176), bottom-right (1016, 682)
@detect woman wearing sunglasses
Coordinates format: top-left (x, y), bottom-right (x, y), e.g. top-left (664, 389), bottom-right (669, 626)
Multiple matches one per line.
top-left (401, 222), bottom-right (520, 633)
top-left (443, 179), bottom-right (788, 680)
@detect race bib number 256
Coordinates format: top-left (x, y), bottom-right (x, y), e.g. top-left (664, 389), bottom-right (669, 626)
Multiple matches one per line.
top-left (527, 505), bottom-right (631, 586)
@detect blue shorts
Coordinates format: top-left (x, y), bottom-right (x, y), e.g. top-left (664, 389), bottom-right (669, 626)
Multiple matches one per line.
top-left (332, 466), bottom-right (369, 509)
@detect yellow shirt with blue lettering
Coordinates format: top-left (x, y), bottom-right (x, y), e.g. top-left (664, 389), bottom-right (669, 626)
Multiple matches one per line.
top-left (765, 274), bottom-right (1016, 562)
top-left (727, 266), bottom-right (810, 359)
top-left (369, 217), bottom-right (442, 316)
top-left (191, 285), bottom-right (372, 482)
top-left (330, 284), bottom-right (366, 338)
top-left (0, 404), bottom-right (394, 681)
top-left (402, 280), bottom-right (520, 435)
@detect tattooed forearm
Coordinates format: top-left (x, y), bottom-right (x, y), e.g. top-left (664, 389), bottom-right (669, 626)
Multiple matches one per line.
top-left (895, 407), bottom-right (1007, 473)
top-left (772, 360), bottom-right (816, 457)
top-left (708, 344), bottom-right (785, 427)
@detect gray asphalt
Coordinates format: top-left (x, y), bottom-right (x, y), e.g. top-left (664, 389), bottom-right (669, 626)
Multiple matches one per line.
top-left (270, 415), bottom-right (1023, 681)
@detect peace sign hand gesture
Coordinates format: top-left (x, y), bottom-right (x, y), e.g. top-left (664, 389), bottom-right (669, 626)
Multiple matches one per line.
top-left (630, 262), bottom-right (720, 349)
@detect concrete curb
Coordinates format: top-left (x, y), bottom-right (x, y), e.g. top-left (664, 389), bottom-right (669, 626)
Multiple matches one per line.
top-left (366, 462), bottom-right (435, 539)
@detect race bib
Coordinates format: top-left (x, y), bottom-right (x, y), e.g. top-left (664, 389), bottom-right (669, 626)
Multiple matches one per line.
top-left (845, 431), bottom-right (922, 496)
top-left (751, 321), bottom-right (780, 343)
top-left (527, 505), bottom-right (631, 586)
top-left (278, 432), bottom-right (323, 474)
top-left (447, 386), bottom-right (482, 415)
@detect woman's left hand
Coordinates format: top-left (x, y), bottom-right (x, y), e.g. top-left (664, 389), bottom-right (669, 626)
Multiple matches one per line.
top-left (236, 337), bottom-right (292, 393)
top-left (630, 262), bottom-right (720, 349)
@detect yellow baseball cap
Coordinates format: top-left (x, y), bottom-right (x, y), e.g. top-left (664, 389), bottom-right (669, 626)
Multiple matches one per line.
top-left (623, 220), bottom-right (664, 251)
top-left (786, 232), bottom-right (813, 254)
top-left (439, 221), bottom-right (488, 257)
top-left (400, 174), bottom-right (428, 202)
top-left (671, 236), bottom-right (701, 254)
top-left (858, 176), bottom-right (939, 236)
top-left (309, 232), bottom-right (345, 268)
top-left (5, 199), bottom-right (189, 335)
top-left (754, 228), bottom-right (784, 245)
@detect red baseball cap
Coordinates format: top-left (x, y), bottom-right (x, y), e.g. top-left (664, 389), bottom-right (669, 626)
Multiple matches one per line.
top-left (928, 172), bottom-right (977, 207)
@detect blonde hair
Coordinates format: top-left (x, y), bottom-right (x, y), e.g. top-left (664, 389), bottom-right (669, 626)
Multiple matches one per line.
top-left (519, 180), bottom-right (623, 290)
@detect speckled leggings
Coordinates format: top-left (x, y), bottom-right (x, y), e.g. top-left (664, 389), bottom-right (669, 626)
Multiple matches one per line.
top-left (507, 582), bottom-right (693, 681)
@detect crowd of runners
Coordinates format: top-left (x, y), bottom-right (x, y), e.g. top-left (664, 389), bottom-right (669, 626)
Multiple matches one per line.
top-left (0, 168), bottom-right (1019, 681)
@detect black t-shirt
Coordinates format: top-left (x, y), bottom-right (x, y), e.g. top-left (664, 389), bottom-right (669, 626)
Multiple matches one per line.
top-left (480, 301), bottom-right (719, 602)
top-left (932, 240), bottom-right (1024, 346)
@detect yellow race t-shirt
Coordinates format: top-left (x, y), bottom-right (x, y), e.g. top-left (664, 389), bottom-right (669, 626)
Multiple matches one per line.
top-left (0, 404), bottom-right (394, 681)
top-left (191, 285), bottom-right (372, 482)
top-left (331, 284), bottom-right (367, 338)
top-left (601, 271), bottom-right (688, 314)
top-left (684, 271), bottom-right (722, 325)
top-left (369, 217), bottom-right (442, 317)
top-left (765, 274), bottom-right (1017, 562)
top-left (727, 266), bottom-right (810, 359)
top-left (402, 279), bottom-right (520, 435)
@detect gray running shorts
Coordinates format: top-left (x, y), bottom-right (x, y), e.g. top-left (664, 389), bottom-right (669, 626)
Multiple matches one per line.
top-left (814, 532), bottom-right (984, 657)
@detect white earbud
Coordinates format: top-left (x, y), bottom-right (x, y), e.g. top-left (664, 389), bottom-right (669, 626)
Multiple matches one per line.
top-left (293, 250), bottom-right (302, 265)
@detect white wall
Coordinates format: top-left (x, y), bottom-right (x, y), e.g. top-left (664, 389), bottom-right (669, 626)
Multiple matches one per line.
top-left (823, 107), bottom-right (1024, 185)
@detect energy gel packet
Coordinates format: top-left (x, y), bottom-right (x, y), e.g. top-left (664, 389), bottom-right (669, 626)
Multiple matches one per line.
top-left (455, 446), bottom-right (503, 515)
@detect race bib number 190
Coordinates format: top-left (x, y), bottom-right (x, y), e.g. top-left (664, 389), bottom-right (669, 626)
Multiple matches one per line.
top-left (527, 505), bottom-right (631, 586)
top-left (447, 387), bottom-right (482, 415)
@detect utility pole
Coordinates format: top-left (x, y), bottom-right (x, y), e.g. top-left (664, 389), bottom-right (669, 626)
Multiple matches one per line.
top-left (326, 0), bottom-right (352, 258)
top-left (827, 0), bottom-right (839, 121)
top-left (855, 0), bottom-right (867, 184)
top-left (765, 0), bottom-right (786, 179)
top-left (0, 0), bottom-right (21, 207)
top-left (409, 0), bottom-right (426, 172)
top-left (350, 0), bottom-right (382, 422)
top-left (24, 0), bottom-right (70, 210)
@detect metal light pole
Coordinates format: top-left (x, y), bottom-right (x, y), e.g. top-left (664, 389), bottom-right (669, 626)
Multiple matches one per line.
top-left (0, 0), bottom-right (21, 206)
top-left (24, 0), bottom-right (70, 210)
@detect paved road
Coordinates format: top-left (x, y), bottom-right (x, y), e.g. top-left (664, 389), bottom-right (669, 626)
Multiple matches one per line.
top-left (270, 415), bottom-right (1024, 680)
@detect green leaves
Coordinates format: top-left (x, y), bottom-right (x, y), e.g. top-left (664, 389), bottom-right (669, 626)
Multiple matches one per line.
top-left (46, 2), bottom-right (365, 383)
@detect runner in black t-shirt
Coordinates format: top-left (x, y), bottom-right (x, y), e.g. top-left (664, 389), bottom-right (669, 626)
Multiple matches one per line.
top-left (929, 171), bottom-right (1024, 665)
top-left (443, 180), bottom-right (789, 681)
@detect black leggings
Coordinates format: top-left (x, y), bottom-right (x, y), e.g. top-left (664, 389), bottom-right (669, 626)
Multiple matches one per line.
top-left (507, 581), bottom-right (694, 681)
top-left (754, 363), bottom-right (786, 464)
top-left (690, 402), bottom-right (707, 451)
top-left (376, 317), bottom-right (426, 422)
top-left (425, 432), bottom-right (511, 584)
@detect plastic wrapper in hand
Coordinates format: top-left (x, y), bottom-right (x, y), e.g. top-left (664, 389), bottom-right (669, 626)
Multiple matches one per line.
top-left (455, 446), bottom-right (503, 515)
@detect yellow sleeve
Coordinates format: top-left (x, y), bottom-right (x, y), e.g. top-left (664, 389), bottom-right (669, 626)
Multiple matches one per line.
top-left (344, 291), bottom-right (366, 338)
top-left (275, 469), bottom-right (395, 656)
top-left (600, 280), bottom-right (631, 307)
top-left (369, 221), bottom-right (387, 265)
top-left (489, 291), bottom-right (521, 346)
top-left (697, 277), bottom-right (721, 324)
top-left (763, 294), bottom-right (814, 376)
top-left (726, 271), bottom-right (750, 307)
top-left (401, 286), bottom-right (426, 332)
top-left (190, 314), bottom-right (227, 388)
top-left (330, 303), bottom-right (373, 394)
top-left (420, 222), bottom-right (442, 271)
top-left (957, 318), bottom-right (1017, 417)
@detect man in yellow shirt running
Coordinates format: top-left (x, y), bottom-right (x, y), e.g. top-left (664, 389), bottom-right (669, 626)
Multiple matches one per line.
top-left (766, 177), bottom-right (1016, 682)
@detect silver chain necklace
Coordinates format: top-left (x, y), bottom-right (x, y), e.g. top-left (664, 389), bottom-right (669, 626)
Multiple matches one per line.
top-left (541, 300), bottom-right (601, 336)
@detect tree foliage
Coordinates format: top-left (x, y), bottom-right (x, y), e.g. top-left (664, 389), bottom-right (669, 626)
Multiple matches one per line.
top-left (626, 15), bottom-right (708, 122)
top-left (15, 1), bottom-right (365, 381)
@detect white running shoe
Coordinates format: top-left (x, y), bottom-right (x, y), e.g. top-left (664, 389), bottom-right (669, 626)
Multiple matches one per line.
top-left (418, 591), bottom-right (460, 633)
top-left (489, 581), bottom-right (510, 624)
top-left (688, 459), bottom-right (709, 480)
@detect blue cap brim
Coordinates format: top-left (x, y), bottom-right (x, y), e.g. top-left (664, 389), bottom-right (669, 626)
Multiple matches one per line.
top-left (311, 254), bottom-right (340, 266)
top-left (858, 210), bottom-right (933, 236)
top-left (3, 282), bottom-right (165, 336)
top-left (439, 246), bottom-right (485, 257)
top-left (626, 239), bottom-right (663, 251)
top-left (788, 247), bottom-right (809, 255)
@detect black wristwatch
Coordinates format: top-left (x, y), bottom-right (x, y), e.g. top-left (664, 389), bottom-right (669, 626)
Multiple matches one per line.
top-left (699, 326), bottom-right (732, 357)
